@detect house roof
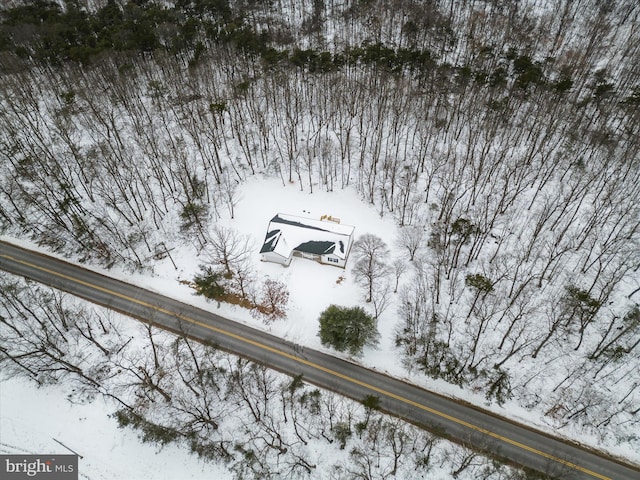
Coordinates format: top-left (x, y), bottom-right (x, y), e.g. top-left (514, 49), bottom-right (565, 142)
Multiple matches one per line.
top-left (260, 214), bottom-right (354, 260)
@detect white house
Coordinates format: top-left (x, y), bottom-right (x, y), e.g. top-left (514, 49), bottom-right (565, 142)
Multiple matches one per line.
top-left (259, 214), bottom-right (355, 268)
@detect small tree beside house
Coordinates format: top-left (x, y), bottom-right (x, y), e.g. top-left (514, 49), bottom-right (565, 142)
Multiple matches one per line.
top-left (251, 279), bottom-right (290, 324)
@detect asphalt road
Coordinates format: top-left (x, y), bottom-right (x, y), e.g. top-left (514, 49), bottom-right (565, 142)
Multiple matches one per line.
top-left (1, 240), bottom-right (638, 480)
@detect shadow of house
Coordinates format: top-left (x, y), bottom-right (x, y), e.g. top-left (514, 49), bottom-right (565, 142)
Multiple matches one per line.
top-left (259, 214), bottom-right (355, 268)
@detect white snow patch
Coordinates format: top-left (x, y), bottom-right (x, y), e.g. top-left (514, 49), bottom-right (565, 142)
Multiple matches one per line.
top-left (0, 377), bottom-right (231, 480)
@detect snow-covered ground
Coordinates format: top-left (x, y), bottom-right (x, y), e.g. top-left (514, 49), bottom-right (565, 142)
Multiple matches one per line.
top-left (0, 377), bottom-right (231, 480)
top-left (2, 174), bottom-right (638, 470)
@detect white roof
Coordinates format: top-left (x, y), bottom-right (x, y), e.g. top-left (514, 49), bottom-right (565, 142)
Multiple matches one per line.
top-left (260, 214), bottom-right (354, 260)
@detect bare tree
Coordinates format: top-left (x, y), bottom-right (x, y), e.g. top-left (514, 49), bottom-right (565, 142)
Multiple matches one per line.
top-left (205, 225), bottom-right (251, 279)
top-left (351, 233), bottom-right (390, 303)
top-left (396, 225), bottom-right (425, 261)
top-left (251, 279), bottom-right (290, 324)
top-left (391, 258), bottom-right (407, 293)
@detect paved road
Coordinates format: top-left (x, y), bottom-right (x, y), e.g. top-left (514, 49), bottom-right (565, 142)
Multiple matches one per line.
top-left (1, 240), bottom-right (638, 480)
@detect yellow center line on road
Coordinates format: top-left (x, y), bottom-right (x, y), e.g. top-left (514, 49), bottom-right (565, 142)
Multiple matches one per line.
top-left (0, 251), bottom-right (613, 480)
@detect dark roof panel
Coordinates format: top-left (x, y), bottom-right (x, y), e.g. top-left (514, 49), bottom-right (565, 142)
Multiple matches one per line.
top-left (295, 240), bottom-right (335, 255)
top-left (260, 228), bottom-right (282, 253)
top-left (271, 214), bottom-right (330, 232)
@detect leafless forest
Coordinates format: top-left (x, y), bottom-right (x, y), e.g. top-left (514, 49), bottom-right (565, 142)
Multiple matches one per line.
top-left (1, 0), bottom-right (639, 477)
